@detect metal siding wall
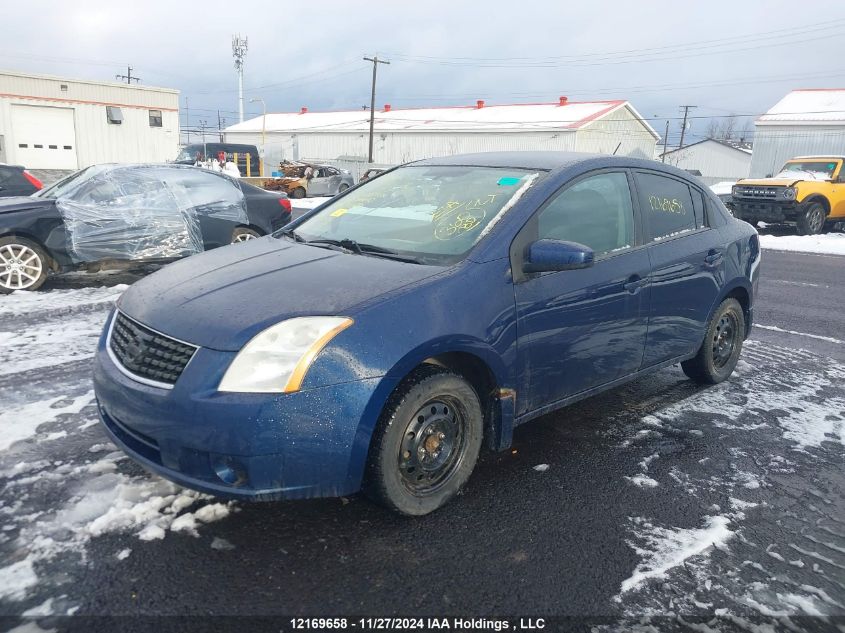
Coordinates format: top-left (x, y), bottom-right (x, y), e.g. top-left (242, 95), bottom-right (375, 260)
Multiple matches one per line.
top-left (574, 107), bottom-right (657, 159)
top-left (0, 72), bottom-right (179, 169)
top-left (749, 125), bottom-right (845, 177)
top-left (661, 142), bottom-right (751, 180)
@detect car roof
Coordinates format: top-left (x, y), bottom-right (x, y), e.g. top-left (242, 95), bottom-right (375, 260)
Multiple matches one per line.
top-left (790, 155), bottom-right (845, 160)
top-left (410, 151), bottom-right (690, 177)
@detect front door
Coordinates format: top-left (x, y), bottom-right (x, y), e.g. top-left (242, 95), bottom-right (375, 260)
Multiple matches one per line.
top-left (632, 170), bottom-right (725, 367)
top-left (514, 170), bottom-right (651, 415)
top-left (309, 169), bottom-right (330, 196)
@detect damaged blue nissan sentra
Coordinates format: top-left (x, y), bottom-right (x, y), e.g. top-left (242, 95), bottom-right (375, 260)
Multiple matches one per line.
top-left (93, 152), bottom-right (760, 515)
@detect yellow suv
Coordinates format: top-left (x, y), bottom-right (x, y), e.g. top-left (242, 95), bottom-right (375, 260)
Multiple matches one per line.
top-left (730, 156), bottom-right (845, 234)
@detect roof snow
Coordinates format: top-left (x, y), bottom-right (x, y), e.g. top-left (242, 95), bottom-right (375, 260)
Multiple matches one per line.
top-left (758, 89), bottom-right (845, 125)
top-left (226, 100), bottom-right (658, 137)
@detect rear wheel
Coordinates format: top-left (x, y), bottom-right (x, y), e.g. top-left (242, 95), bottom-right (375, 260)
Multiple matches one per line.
top-left (796, 201), bottom-right (826, 235)
top-left (338, 184), bottom-right (350, 193)
top-left (682, 298), bottom-right (745, 384)
top-left (364, 365), bottom-right (483, 515)
top-left (231, 227), bottom-right (261, 243)
top-left (292, 187), bottom-right (306, 199)
top-left (0, 236), bottom-right (48, 293)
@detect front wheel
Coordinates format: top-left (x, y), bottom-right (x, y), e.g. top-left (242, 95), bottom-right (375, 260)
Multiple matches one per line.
top-left (682, 298), bottom-right (745, 384)
top-left (364, 365), bottom-right (483, 515)
top-left (796, 201), bottom-right (826, 235)
top-left (0, 236), bottom-right (49, 293)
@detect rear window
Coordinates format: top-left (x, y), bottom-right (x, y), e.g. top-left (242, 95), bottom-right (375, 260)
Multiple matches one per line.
top-left (635, 172), bottom-right (697, 241)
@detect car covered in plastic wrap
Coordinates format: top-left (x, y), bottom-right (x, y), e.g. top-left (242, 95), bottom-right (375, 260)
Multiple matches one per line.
top-left (0, 164), bottom-right (292, 293)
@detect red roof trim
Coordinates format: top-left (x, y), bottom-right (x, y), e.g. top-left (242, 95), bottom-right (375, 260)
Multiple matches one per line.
top-left (0, 92), bottom-right (178, 111)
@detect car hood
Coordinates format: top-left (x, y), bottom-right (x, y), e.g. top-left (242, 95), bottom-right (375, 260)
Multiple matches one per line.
top-left (0, 196), bottom-right (53, 213)
top-left (118, 237), bottom-right (444, 351)
top-left (736, 177), bottom-right (824, 187)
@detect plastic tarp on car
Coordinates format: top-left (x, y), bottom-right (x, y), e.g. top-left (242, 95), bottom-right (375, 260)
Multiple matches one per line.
top-left (55, 165), bottom-right (249, 263)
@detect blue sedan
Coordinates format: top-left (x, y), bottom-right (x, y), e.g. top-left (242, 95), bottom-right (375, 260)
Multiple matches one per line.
top-left (93, 152), bottom-right (760, 515)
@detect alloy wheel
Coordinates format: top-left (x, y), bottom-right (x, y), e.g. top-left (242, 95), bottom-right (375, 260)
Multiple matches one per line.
top-left (232, 232), bottom-right (257, 243)
top-left (0, 243), bottom-right (43, 291)
top-left (807, 206), bottom-right (825, 233)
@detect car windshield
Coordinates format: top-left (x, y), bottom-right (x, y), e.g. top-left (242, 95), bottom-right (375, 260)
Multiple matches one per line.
top-left (284, 165), bottom-right (540, 265)
top-left (33, 166), bottom-right (110, 199)
top-left (776, 161), bottom-right (839, 180)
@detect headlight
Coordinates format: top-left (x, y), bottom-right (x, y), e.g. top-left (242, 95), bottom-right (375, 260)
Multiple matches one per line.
top-left (780, 187), bottom-right (797, 201)
top-left (218, 316), bottom-right (353, 393)
top-left (731, 185), bottom-right (740, 197)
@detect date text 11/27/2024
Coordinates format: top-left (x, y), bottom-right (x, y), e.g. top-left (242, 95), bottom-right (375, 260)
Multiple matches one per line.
top-left (289, 617), bottom-right (547, 630)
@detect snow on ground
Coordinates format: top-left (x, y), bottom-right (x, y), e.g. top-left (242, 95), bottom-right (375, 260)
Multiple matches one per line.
top-left (0, 284), bottom-right (236, 614)
top-left (759, 232), bottom-right (845, 256)
top-left (613, 340), bottom-right (845, 618)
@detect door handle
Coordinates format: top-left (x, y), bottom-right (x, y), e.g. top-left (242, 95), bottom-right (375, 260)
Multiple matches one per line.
top-left (704, 250), bottom-right (724, 266)
top-left (623, 275), bottom-right (647, 293)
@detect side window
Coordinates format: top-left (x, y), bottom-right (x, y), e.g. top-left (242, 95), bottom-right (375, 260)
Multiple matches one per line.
top-left (635, 172), bottom-right (696, 241)
top-left (148, 110), bottom-right (163, 127)
top-left (537, 172), bottom-right (635, 257)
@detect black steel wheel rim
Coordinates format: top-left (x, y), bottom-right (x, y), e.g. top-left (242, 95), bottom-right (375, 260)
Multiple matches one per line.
top-left (808, 206), bottom-right (824, 232)
top-left (398, 397), bottom-right (467, 495)
top-left (712, 312), bottom-right (738, 369)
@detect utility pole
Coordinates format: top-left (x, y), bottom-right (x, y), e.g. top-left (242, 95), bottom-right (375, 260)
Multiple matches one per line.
top-left (363, 55), bottom-right (390, 163)
top-left (184, 97), bottom-right (190, 143)
top-left (198, 120), bottom-right (208, 162)
top-left (115, 65), bottom-right (140, 84)
top-left (662, 120), bottom-right (669, 162)
top-left (678, 105), bottom-right (696, 150)
top-left (232, 35), bottom-right (248, 123)
top-left (217, 110), bottom-right (226, 142)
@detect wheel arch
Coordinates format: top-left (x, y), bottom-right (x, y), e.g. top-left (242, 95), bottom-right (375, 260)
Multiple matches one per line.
top-left (712, 280), bottom-right (753, 339)
top-left (802, 195), bottom-right (831, 216)
top-left (346, 338), bottom-right (514, 492)
top-left (0, 231), bottom-right (60, 272)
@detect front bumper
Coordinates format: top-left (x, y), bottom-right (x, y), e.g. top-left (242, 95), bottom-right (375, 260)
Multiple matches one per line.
top-left (93, 317), bottom-right (392, 501)
top-left (731, 199), bottom-right (798, 223)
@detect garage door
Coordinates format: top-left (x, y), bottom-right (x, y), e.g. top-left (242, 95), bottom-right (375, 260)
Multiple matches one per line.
top-left (11, 105), bottom-right (78, 170)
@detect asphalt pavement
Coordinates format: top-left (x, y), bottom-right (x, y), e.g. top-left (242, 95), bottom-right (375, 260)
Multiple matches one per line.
top-left (0, 247), bottom-right (843, 631)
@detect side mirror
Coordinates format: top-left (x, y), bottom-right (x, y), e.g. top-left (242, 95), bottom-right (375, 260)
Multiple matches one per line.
top-left (523, 239), bottom-right (594, 274)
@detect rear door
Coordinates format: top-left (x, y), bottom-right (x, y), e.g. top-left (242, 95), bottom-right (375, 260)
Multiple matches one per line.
top-left (513, 170), bottom-right (651, 414)
top-left (633, 170), bottom-right (725, 367)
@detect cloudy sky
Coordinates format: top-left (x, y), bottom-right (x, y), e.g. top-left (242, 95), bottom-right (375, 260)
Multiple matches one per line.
top-left (4, 0), bottom-right (845, 145)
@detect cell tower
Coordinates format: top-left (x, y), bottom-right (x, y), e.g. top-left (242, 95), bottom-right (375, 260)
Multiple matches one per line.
top-left (232, 35), bottom-right (248, 123)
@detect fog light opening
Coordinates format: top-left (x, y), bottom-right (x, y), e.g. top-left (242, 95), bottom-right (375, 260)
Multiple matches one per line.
top-left (213, 457), bottom-right (248, 487)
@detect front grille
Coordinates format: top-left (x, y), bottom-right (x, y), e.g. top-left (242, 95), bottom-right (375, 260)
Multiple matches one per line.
top-left (734, 186), bottom-right (780, 200)
top-left (109, 311), bottom-right (197, 386)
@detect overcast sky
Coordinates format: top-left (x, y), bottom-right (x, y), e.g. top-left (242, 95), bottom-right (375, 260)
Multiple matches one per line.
top-left (4, 1), bottom-right (845, 145)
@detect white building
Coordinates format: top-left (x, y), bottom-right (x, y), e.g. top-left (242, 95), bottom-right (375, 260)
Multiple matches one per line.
top-left (659, 138), bottom-right (752, 185)
top-left (224, 97), bottom-right (659, 176)
top-left (0, 70), bottom-right (180, 173)
top-left (750, 89), bottom-right (845, 178)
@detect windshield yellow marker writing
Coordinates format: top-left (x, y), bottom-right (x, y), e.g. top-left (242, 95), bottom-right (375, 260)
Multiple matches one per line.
top-left (330, 208), bottom-right (349, 217)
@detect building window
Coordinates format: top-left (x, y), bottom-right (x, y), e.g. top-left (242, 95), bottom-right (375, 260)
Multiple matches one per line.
top-left (106, 106), bottom-right (123, 125)
top-left (149, 110), bottom-right (163, 127)
top-left (60, 84), bottom-right (68, 92)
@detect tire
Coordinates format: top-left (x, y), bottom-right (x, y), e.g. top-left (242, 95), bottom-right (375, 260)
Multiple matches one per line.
top-left (231, 227), bottom-right (261, 243)
top-left (681, 298), bottom-right (745, 384)
top-left (796, 201), bottom-right (826, 235)
top-left (292, 187), bottom-right (306, 199)
top-left (0, 236), bottom-right (49, 293)
top-left (338, 184), bottom-right (350, 193)
top-left (364, 365), bottom-right (484, 516)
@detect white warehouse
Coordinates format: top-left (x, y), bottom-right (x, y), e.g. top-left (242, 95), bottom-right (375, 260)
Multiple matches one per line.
top-left (224, 97), bottom-right (659, 173)
top-left (0, 70), bottom-right (180, 173)
top-left (659, 138), bottom-right (752, 185)
top-left (750, 89), bottom-right (845, 178)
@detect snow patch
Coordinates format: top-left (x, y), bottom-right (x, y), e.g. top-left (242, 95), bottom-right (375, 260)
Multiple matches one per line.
top-left (0, 391), bottom-right (95, 452)
top-left (532, 464), bottom-right (550, 472)
top-left (759, 232), bottom-right (845, 257)
top-left (618, 515), bottom-right (735, 595)
top-left (0, 558), bottom-right (38, 601)
top-left (625, 475), bottom-right (659, 488)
